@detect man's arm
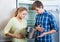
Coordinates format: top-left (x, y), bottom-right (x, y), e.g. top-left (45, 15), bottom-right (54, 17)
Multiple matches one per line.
top-left (37, 29), bottom-right (56, 37)
top-left (37, 14), bottom-right (58, 37)
top-left (46, 30), bottom-right (56, 34)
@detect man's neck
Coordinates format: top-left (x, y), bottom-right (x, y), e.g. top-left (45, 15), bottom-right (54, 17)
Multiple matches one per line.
top-left (41, 9), bottom-right (45, 14)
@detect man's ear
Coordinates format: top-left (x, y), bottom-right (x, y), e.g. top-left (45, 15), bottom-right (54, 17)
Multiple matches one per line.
top-left (39, 6), bottom-right (43, 9)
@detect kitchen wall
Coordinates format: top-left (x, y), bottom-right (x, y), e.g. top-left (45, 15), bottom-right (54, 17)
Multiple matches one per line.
top-left (0, 0), bottom-right (16, 42)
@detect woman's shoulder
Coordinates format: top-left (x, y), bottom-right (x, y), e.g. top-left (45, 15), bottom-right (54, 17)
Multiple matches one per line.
top-left (23, 19), bottom-right (27, 23)
top-left (23, 19), bottom-right (27, 21)
top-left (9, 17), bottom-right (16, 21)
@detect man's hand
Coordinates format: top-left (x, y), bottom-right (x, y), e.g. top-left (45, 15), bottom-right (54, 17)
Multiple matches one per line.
top-left (37, 32), bottom-right (47, 38)
top-left (35, 25), bottom-right (44, 32)
top-left (37, 30), bottom-right (56, 38)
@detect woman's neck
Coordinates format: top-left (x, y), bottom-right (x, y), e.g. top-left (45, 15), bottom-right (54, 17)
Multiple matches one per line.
top-left (16, 15), bottom-right (23, 21)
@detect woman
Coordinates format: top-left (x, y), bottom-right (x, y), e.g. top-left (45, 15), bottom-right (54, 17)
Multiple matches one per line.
top-left (4, 7), bottom-right (28, 42)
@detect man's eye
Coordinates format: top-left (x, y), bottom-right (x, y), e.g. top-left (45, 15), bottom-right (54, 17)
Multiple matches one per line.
top-left (36, 10), bottom-right (38, 11)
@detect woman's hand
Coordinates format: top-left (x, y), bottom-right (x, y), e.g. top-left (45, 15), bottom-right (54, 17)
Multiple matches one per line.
top-left (18, 34), bottom-right (25, 39)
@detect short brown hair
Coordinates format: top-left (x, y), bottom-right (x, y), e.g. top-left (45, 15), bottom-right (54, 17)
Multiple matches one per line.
top-left (14, 7), bottom-right (27, 17)
top-left (32, 1), bottom-right (43, 10)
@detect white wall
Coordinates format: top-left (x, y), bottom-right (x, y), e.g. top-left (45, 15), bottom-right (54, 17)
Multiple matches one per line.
top-left (0, 0), bottom-right (16, 29)
top-left (0, 0), bottom-right (16, 41)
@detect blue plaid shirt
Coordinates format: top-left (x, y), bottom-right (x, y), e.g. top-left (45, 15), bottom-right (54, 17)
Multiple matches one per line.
top-left (35, 10), bottom-right (58, 42)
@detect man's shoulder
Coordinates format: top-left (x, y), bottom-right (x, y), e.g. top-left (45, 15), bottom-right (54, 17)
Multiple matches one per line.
top-left (45, 11), bottom-right (55, 19)
top-left (45, 11), bottom-right (54, 17)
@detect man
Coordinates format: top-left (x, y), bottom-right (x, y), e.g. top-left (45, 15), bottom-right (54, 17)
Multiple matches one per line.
top-left (32, 1), bottom-right (58, 42)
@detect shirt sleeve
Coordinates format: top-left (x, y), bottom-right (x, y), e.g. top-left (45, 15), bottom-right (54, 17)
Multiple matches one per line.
top-left (4, 18), bottom-right (13, 35)
top-left (49, 14), bottom-right (58, 32)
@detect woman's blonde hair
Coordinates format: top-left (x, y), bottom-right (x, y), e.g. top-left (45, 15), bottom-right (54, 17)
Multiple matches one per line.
top-left (14, 7), bottom-right (27, 17)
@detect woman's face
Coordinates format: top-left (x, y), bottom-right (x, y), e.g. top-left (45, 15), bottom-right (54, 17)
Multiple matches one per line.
top-left (18, 10), bottom-right (27, 19)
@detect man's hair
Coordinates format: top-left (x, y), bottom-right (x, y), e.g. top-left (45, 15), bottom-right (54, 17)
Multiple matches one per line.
top-left (32, 1), bottom-right (43, 10)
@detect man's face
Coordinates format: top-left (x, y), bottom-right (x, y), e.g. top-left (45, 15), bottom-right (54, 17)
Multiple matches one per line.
top-left (35, 7), bottom-right (43, 14)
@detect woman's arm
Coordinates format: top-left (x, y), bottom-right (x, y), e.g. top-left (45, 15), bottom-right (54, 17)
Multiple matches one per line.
top-left (6, 33), bottom-right (23, 39)
top-left (4, 18), bottom-right (21, 39)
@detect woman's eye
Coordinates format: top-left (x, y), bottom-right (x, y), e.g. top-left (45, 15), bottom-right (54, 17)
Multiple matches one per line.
top-left (23, 14), bottom-right (27, 15)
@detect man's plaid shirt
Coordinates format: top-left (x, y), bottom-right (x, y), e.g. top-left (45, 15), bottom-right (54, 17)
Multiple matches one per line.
top-left (35, 10), bottom-right (58, 42)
